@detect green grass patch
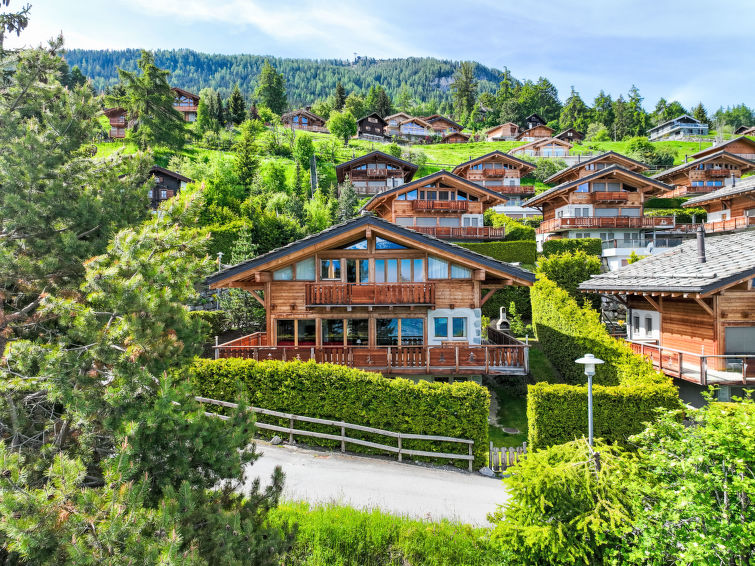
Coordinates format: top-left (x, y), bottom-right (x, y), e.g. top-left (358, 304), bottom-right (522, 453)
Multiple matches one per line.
top-left (573, 140), bottom-right (713, 165)
top-left (528, 339), bottom-right (560, 384)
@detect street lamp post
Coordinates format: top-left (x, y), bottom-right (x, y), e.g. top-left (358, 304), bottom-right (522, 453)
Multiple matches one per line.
top-left (575, 354), bottom-right (604, 446)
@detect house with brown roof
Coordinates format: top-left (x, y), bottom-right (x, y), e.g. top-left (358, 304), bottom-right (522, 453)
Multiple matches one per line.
top-left (516, 124), bottom-right (555, 142)
top-left (397, 117), bottom-right (433, 142)
top-left (172, 87), bottom-right (199, 122)
top-left (554, 128), bottom-right (585, 144)
top-left (486, 123), bottom-right (520, 141)
top-left (148, 166), bottom-right (191, 209)
top-left (356, 112), bottom-right (388, 140)
top-left (441, 132), bottom-right (471, 144)
top-left (544, 152), bottom-right (649, 185)
top-left (282, 108), bottom-right (328, 132)
top-left (652, 151), bottom-right (755, 197)
top-left (510, 137), bottom-right (572, 158)
top-left (422, 114), bottom-right (464, 136)
top-left (335, 151), bottom-right (418, 196)
top-left (690, 136), bottom-right (755, 162)
top-left (384, 112), bottom-right (413, 137)
top-left (682, 176), bottom-right (755, 234)
top-left (104, 107), bottom-right (127, 139)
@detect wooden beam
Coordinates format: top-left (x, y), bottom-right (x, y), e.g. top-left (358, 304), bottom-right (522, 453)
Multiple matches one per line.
top-left (255, 272), bottom-right (272, 282)
top-left (643, 294), bottom-right (662, 312)
top-left (480, 288), bottom-right (498, 307)
top-left (250, 290), bottom-right (265, 308)
top-left (694, 297), bottom-right (714, 317)
top-left (474, 269), bottom-right (486, 281)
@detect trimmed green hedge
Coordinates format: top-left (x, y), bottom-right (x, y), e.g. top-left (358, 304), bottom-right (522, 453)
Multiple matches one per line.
top-left (644, 207), bottom-right (707, 223)
top-left (485, 211), bottom-right (536, 241)
top-left (644, 197), bottom-right (686, 209)
top-left (190, 359), bottom-right (490, 468)
top-left (528, 276), bottom-right (681, 448)
top-left (457, 240), bottom-right (537, 265)
top-left (481, 286), bottom-right (531, 321)
top-left (541, 238), bottom-right (603, 258)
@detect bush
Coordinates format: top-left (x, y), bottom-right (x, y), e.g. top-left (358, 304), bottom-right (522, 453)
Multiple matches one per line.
top-left (481, 286), bottom-right (531, 322)
top-left (530, 158), bottom-right (568, 182)
top-left (536, 250), bottom-right (602, 305)
top-left (204, 220), bottom-right (249, 258)
top-left (541, 238), bottom-right (602, 258)
top-left (188, 310), bottom-right (229, 338)
top-left (189, 359), bottom-right (490, 468)
top-left (457, 240), bottom-right (537, 265)
top-left (528, 277), bottom-right (681, 448)
top-left (644, 197), bottom-right (687, 209)
top-left (644, 207), bottom-right (707, 223)
top-left (484, 211), bottom-right (536, 241)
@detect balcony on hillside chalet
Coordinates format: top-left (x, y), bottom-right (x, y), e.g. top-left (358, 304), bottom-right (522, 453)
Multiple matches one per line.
top-left (673, 216), bottom-right (755, 234)
top-left (592, 191), bottom-right (629, 203)
top-left (410, 226), bottom-right (506, 240)
top-left (348, 169), bottom-right (404, 181)
top-left (305, 282), bottom-right (435, 307)
top-left (538, 215), bottom-right (676, 233)
top-left (412, 200), bottom-right (469, 212)
top-left (485, 185), bottom-right (536, 195)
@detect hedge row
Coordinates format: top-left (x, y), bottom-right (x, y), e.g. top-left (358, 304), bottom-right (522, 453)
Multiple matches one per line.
top-left (528, 277), bottom-right (681, 448)
top-left (484, 211), bottom-right (536, 241)
top-left (644, 207), bottom-right (707, 223)
top-left (541, 238), bottom-right (603, 258)
top-left (481, 286), bottom-right (531, 321)
top-left (457, 240), bottom-right (537, 265)
top-left (189, 358), bottom-right (490, 468)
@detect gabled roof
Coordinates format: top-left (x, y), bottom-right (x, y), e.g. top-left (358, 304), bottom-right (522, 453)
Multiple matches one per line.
top-left (171, 87), bottom-right (199, 100)
top-left (486, 122), bottom-right (519, 135)
top-left (206, 214), bottom-right (535, 287)
top-left (524, 165), bottom-right (673, 208)
top-left (361, 170), bottom-right (507, 212)
top-left (399, 117), bottom-right (432, 128)
top-left (579, 230), bottom-right (755, 296)
top-left (423, 114), bottom-right (464, 130)
top-left (441, 132), bottom-right (471, 142)
top-left (543, 151), bottom-right (648, 184)
top-left (554, 128), bottom-right (584, 140)
top-left (385, 112), bottom-right (412, 122)
top-left (526, 113), bottom-right (547, 125)
top-left (335, 151), bottom-right (418, 183)
top-left (103, 107), bottom-right (126, 117)
top-left (451, 151), bottom-right (536, 175)
top-left (510, 137), bottom-right (572, 154)
top-left (683, 176), bottom-right (755, 207)
top-left (150, 166), bottom-right (192, 183)
top-left (516, 124), bottom-right (555, 139)
top-left (357, 112), bottom-right (387, 125)
top-left (691, 136), bottom-right (755, 159)
top-left (652, 151), bottom-right (755, 182)
top-left (647, 114), bottom-right (703, 133)
top-left (282, 108), bottom-right (326, 123)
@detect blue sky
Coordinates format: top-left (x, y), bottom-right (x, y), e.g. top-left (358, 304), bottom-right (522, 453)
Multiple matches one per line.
top-left (7, 0), bottom-right (754, 111)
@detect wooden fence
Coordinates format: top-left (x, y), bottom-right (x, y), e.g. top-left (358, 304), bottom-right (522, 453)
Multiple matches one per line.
top-left (195, 396), bottom-right (476, 471)
top-left (489, 441), bottom-right (527, 473)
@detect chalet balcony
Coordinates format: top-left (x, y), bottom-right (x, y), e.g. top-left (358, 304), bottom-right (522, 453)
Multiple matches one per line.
top-left (288, 124), bottom-right (329, 133)
top-left (305, 282), bottom-right (435, 307)
top-left (592, 191), bottom-right (629, 203)
top-left (485, 185), bottom-right (536, 195)
top-left (482, 169), bottom-right (508, 178)
top-left (109, 118), bottom-right (126, 126)
top-left (537, 216), bottom-right (676, 233)
top-left (410, 226), bottom-right (506, 240)
top-left (411, 200), bottom-right (469, 212)
top-left (214, 341), bottom-right (530, 376)
top-left (674, 216), bottom-right (755, 234)
top-left (349, 170), bottom-right (403, 180)
top-left (174, 105), bottom-right (198, 113)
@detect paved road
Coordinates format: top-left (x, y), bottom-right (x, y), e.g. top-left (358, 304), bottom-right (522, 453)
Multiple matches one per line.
top-left (243, 442), bottom-right (508, 526)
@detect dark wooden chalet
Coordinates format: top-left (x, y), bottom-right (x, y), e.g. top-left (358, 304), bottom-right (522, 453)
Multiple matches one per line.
top-left (580, 229), bottom-right (755, 386)
top-left (734, 126), bottom-right (752, 135)
top-left (441, 132), bottom-right (471, 144)
top-left (525, 114), bottom-right (547, 129)
top-left (544, 151), bottom-right (648, 185)
top-left (281, 108), bottom-right (328, 132)
top-left (335, 151), bottom-right (418, 196)
top-left (172, 87), bottom-right (199, 122)
top-left (209, 215), bottom-right (535, 379)
top-left (690, 136), bottom-right (755, 162)
top-left (149, 166), bottom-right (191, 209)
top-left (682, 176), bottom-right (755, 234)
top-left (104, 107), bottom-right (127, 139)
top-left (361, 170), bottom-right (506, 241)
top-left (652, 151), bottom-right (755, 197)
top-left (485, 123), bottom-right (519, 141)
top-left (356, 112), bottom-right (388, 140)
top-left (554, 128), bottom-right (585, 144)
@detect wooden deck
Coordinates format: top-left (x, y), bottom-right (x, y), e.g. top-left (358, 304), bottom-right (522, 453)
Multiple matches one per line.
top-left (305, 283), bottom-right (435, 306)
top-left (538, 216), bottom-right (676, 233)
top-left (409, 226), bottom-right (506, 240)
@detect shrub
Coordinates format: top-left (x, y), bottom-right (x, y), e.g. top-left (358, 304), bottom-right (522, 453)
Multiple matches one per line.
top-left (457, 240), bottom-right (537, 265)
top-left (644, 196), bottom-right (686, 209)
top-left (188, 310), bottom-right (229, 338)
top-left (530, 158), bottom-right (568, 182)
top-left (484, 211), bottom-right (536, 241)
top-left (189, 359), bottom-right (490, 468)
top-left (481, 285), bottom-right (531, 322)
top-left (541, 237), bottom-right (602, 258)
top-left (536, 250), bottom-right (602, 304)
top-left (644, 207), bottom-right (707, 223)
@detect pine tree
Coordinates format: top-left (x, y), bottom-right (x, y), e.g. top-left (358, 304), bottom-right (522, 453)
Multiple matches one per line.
top-left (396, 84), bottom-right (412, 111)
top-left (196, 87), bottom-right (218, 132)
top-left (106, 50), bottom-right (185, 150)
top-left (374, 86), bottom-right (393, 118)
top-left (450, 61), bottom-right (478, 119)
top-left (213, 90), bottom-right (225, 127)
top-left (234, 119), bottom-right (263, 188)
top-left (558, 87), bottom-right (591, 133)
top-left (217, 225), bottom-right (264, 331)
top-left (592, 90), bottom-right (614, 129)
top-left (228, 83), bottom-right (246, 125)
top-left (254, 60), bottom-right (287, 115)
top-left (336, 179), bottom-right (359, 222)
top-left (692, 102), bottom-right (710, 127)
top-left (333, 80), bottom-right (346, 110)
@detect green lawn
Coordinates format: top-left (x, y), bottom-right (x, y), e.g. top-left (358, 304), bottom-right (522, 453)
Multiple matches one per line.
top-left (571, 140), bottom-right (713, 165)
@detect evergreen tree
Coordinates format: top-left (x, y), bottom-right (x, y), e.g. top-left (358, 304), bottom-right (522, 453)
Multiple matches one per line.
top-left (213, 90), bottom-right (225, 127)
top-left (592, 90), bottom-right (614, 129)
top-left (559, 87), bottom-right (591, 133)
top-left (450, 61), bottom-right (478, 119)
top-left (627, 85), bottom-right (648, 136)
top-left (217, 225), bottom-right (265, 331)
top-left (254, 60), bottom-right (287, 115)
top-left (374, 86), bottom-right (393, 118)
top-left (248, 102), bottom-right (259, 121)
top-left (196, 87), bottom-right (219, 132)
top-left (691, 102), bottom-right (710, 127)
top-left (293, 133), bottom-right (315, 170)
top-left (234, 119), bottom-right (263, 189)
top-left (364, 84), bottom-right (379, 114)
top-left (396, 84), bottom-right (412, 111)
top-left (106, 50), bottom-right (185, 150)
top-left (336, 179), bottom-right (359, 222)
top-left (612, 95), bottom-right (631, 140)
top-left (228, 83), bottom-right (246, 125)
top-left (333, 80), bottom-right (346, 110)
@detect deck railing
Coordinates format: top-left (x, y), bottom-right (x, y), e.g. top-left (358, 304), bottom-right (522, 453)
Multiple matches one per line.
top-left (409, 226), bottom-right (506, 240)
top-left (305, 282), bottom-right (435, 306)
top-left (672, 216), bottom-right (755, 234)
top-left (538, 216), bottom-right (675, 233)
top-left (411, 200), bottom-right (469, 212)
top-left (592, 191), bottom-right (629, 203)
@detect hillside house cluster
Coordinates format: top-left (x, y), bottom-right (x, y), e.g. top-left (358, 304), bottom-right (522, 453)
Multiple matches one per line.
top-left (648, 115), bottom-right (709, 141)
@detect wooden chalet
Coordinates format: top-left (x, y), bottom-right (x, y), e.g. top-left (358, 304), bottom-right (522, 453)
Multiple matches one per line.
top-left (441, 132), bottom-right (471, 144)
top-left (281, 108), bottom-right (328, 133)
top-left (525, 114), bottom-right (547, 129)
top-left (149, 166), bottom-right (191, 209)
top-left (361, 170), bottom-right (507, 241)
top-left (104, 107), bottom-right (127, 139)
top-left (554, 128), bottom-right (585, 144)
top-left (356, 112), bottom-right (388, 140)
top-left (648, 114), bottom-right (708, 141)
top-left (652, 151), bottom-right (755, 197)
top-left (580, 229), bottom-right (755, 386)
top-left (734, 126), bottom-right (753, 135)
top-left (524, 165), bottom-right (678, 270)
top-left (422, 114), bottom-right (463, 136)
top-left (384, 112), bottom-right (412, 137)
top-left (209, 215), bottom-right (535, 378)
top-left (681, 176), bottom-right (755, 234)
top-left (486, 123), bottom-right (520, 142)
top-left (690, 136), bottom-right (755, 162)
top-left (510, 137), bottom-right (571, 158)
top-left (172, 87), bottom-right (199, 122)
top-left (516, 124), bottom-right (555, 142)
top-left (544, 151), bottom-right (649, 185)
top-left (335, 151), bottom-right (418, 196)
top-left (397, 117), bottom-right (433, 141)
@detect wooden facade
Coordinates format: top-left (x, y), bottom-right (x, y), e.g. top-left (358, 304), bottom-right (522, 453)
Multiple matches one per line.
top-left (525, 114), bottom-right (547, 129)
top-left (384, 112), bottom-right (412, 137)
top-left (361, 170), bottom-right (507, 240)
top-left (281, 108), bottom-right (328, 132)
top-left (104, 107), bottom-right (127, 139)
top-left (208, 216), bottom-right (534, 376)
top-left (335, 151), bottom-right (418, 196)
top-left (452, 151), bottom-right (536, 193)
top-left (172, 87), bottom-right (199, 122)
top-left (511, 137), bottom-right (572, 157)
top-left (422, 114), bottom-right (463, 136)
top-left (356, 112), bottom-right (388, 139)
top-left (652, 151), bottom-right (755, 197)
top-left (690, 136), bottom-right (755, 162)
top-left (544, 151), bottom-right (649, 185)
top-left (554, 128), bottom-right (585, 143)
top-left (441, 132), bottom-right (471, 144)
top-left (486, 123), bottom-right (519, 141)
top-left (397, 117), bottom-right (433, 141)
top-left (516, 124), bottom-right (555, 142)
top-left (149, 166), bottom-right (191, 209)
top-left (680, 178), bottom-right (755, 233)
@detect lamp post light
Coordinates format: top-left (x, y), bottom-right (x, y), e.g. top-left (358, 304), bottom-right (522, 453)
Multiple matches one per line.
top-left (575, 354), bottom-right (604, 446)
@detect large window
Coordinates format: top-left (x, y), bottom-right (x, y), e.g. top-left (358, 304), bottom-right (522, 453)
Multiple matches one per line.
top-left (452, 317), bottom-right (467, 338)
top-left (401, 319), bottom-right (424, 345)
top-left (298, 319), bottom-right (317, 345)
top-left (376, 318), bottom-right (424, 346)
top-left (428, 256), bottom-right (448, 279)
top-left (451, 264), bottom-right (472, 279)
top-left (434, 317), bottom-right (448, 338)
top-left (376, 318), bottom-right (399, 345)
top-left (273, 265), bottom-right (294, 281)
top-left (320, 259), bottom-right (341, 280)
top-left (296, 258), bottom-right (316, 280)
top-left (276, 320), bottom-right (295, 345)
top-left (322, 319), bottom-right (344, 345)
top-left (347, 319), bottom-right (369, 346)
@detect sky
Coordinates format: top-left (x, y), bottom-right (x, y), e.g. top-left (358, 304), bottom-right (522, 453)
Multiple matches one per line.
top-left (6, 0), bottom-right (754, 110)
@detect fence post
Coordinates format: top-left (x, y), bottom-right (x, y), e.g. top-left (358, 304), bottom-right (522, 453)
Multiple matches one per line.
top-left (214, 336), bottom-right (219, 360)
top-left (288, 415), bottom-right (294, 444)
top-left (468, 443), bottom-right (473, 472)
top-left (489, 441), bottom-right (493, 469)
top-left (398, 434), bottom-right (402, 463)
top-left (524, 346), bottom-right (530, 373)
top-left (485, 347), bottom-right (489, 373)
top-left (340, 423), bottom-right (346, 453)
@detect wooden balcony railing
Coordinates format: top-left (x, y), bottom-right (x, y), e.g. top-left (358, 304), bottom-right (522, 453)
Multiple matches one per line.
top-left (485, 185), bottom-right (535, 195)
top-left (538, 216), bottom-right (675, 233)
top-left (673, 216), bottom-right (755, 234)
top-left (305, 283), bottom-right (435, 306)
top-left (366, 169), bottom-right (388, 178)
top-left (214, 342), bottom-right (529, 375)
top-left (412, 200), bottom-right (469, 212)
top-left (482, 169), bottom-right (507, 178)
top-left (593, 191), bottom-right (629, 203)
top-left (410, 226), bottom-right (506, 240)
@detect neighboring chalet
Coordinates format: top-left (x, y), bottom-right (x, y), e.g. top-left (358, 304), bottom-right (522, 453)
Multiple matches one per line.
top-left (209, 214), bottom-right (535, 379)
top-left (356, 113), bottom-right (388, 140)
top-left (149, 166), bottom-right (191, 209)
top-left (422, 114), bottom-right (464, 136)
top-left (451, 151), bottom-right (539, 219)
top-left (516, 124), bottom-right (555, 142)
top-left (524, 165), bottom-right (679, 270)
top-left (734, 125), bottom-right (751, 135)
top-left (282, 108), bottom-right (328, 132)
top-left (652, 151), bottom-right (755, 197)
top-left (682, 176), bottom-right (755, 234)
top-left (441, 132), bottom-right (471, 144)
top-left (648, 114), bottom-right (708, 141)
top-left (172, 87), bottom-right (199, 122)
top-left (544, 151), bottom-right (649, 186)
top-left (335, 151), bottom-right (418, 196)
top-left (361, 170), bottom-right (507, 241)
top-left (554, 128), bottom-right (585, 144)
top-left (397, 117), bottom-right (433, 142)
top-left (525, 114), bottom-right (547, 129)
top-left (690, 136), bottom-right (755, 162)
top-left (486, 123), bottom-right (519, 141)
top-left (580, 229), bottom-right (755, 388)
top-left (510, 137), bottom-right (572, 158)
top-left (104, 107), bottom-right (127, 139)
top-left (385, 112), bottom-right (412, 137)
